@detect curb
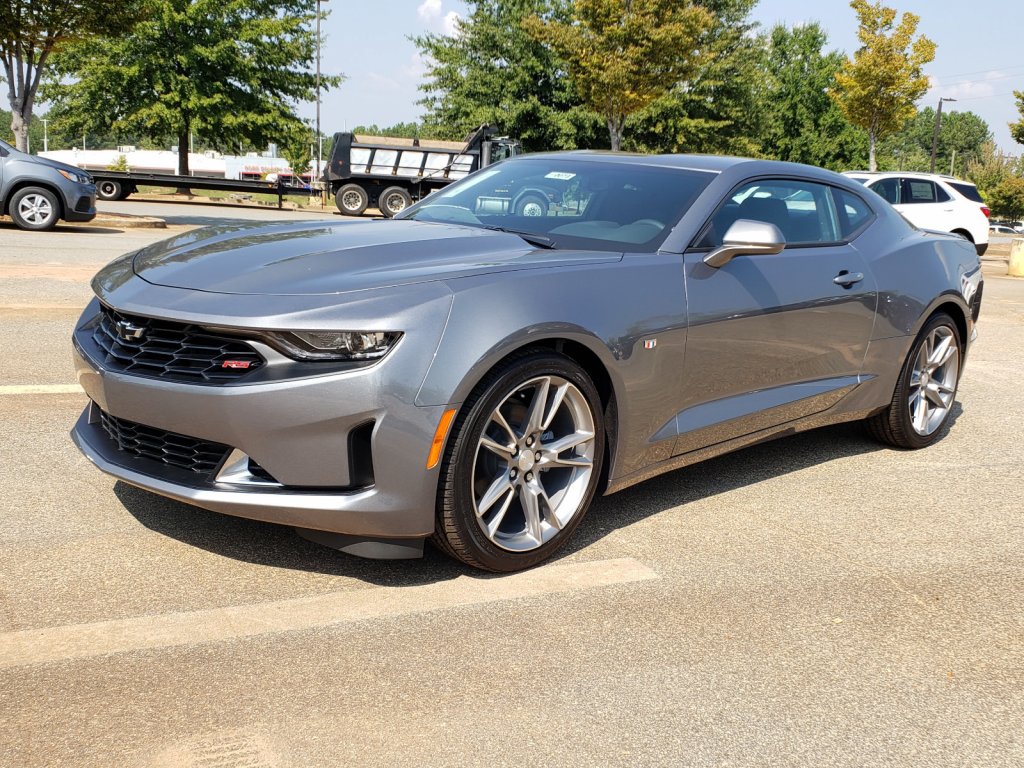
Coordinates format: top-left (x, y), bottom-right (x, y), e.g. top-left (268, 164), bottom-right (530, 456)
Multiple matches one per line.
top-left (78, 214), bottom-right (167, 229)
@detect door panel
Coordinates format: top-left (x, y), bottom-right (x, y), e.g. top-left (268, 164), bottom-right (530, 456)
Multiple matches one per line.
top-left (672, 244), bottom-right (877, 454)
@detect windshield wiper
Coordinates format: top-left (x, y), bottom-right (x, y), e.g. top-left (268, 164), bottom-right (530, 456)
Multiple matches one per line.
top-left (482, 225), bottom-right (557, 249)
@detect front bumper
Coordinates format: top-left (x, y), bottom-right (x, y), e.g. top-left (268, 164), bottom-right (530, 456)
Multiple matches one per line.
top-left (62, 183), bottom-right (96, 222)
top-left (71, 322), bottom-right (450, 543)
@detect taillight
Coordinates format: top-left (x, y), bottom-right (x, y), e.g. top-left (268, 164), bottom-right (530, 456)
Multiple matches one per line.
top-left (981, 206), bottom-right (991, 218)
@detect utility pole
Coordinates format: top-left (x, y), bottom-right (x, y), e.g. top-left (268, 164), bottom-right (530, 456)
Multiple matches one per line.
top-left (42, 119), bottom-right (48, 153)
top-left (316, 0), bottom-right (325, 188)
top-left (930, 97), bottom-right (956, 174)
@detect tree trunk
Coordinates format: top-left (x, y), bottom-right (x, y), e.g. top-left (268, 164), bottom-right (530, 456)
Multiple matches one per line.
top-left (607, 118), bottom-right (623, 152)
top-left (175, 129), bottom-right (193, 194)
top-left (10, 110), bottom-right (29, 153)
top-left (868, 130), bottom-right (877, 172)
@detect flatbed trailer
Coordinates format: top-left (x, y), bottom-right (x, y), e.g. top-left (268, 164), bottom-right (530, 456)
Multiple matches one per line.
top-left (88, 170), bottom-right (313, 209)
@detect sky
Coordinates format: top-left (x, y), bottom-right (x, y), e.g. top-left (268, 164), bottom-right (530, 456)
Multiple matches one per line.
top-left (303, 0), bottom-right (1024, 156)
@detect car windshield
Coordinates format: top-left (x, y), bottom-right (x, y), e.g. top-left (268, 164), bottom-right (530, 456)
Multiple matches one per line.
top-left (0, 138), bottom-right (14, 153)
top-left (399, 157), bottom-right (715, 252)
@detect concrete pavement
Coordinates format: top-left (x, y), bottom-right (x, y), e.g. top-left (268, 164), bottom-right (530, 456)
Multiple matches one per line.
top-left (1, 203), bottom-right (1021, 767)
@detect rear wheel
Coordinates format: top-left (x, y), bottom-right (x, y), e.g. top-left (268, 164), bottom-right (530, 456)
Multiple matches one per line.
top-left (434, 351), bottom-right (605, 572)
top-left (9, 187), bottom-right (60, 231)
top-left (867, 312), bottom-right (961, 449)
top-left (334, 183), bottom-right (368, 216)
top-left (96, 180), bottom-right (123, 201)
top-left (378, 186), bottom-right (412, 218)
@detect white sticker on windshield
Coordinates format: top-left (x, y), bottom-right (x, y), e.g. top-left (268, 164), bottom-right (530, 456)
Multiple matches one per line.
top-left (544, 172), bottom-right (576, 180)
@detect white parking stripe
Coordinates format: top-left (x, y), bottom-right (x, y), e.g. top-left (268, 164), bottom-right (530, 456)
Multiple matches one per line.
top-left (0, 385), bottom-right (81, 395)
top-left (0, 558), bottom-right (658, 668)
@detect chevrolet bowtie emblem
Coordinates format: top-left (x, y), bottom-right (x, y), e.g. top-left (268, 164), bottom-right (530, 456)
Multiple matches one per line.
top-left (114, 319), bottom-right (146, 341)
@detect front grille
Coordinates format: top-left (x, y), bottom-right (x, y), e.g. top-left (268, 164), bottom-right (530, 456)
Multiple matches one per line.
top-left (92, 306), bottom-right (264, 384)
top-left (75, 196), bottom-right (93, 213)
top-left (99, 410), bottom-right (230, 475)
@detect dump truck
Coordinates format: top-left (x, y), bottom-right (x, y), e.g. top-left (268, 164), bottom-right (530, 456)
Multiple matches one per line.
top-left (322, 125), bottom-right (521, 217)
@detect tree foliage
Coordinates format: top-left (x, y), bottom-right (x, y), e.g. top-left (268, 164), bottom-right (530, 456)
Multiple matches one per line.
top-left (877, 107), bottom-right (991, 175)
top-left (0, 0), bottom-right (143, 151)
top-left (987, 176), bottom-right (1024, 221)
top-left (966, 141), bottom-right (1020, 201)
top-left (415, 1), bottom-right (601, 152)
top-left (524, 0), bottom-right (714, 151)
top-left (45, 0), bottom-right (340, 175)
top-left (626, 0), bottom-right (765, 156)
top-left (758, 22), bottom-right (866, 170)
top-left (831, 0), bottom-right (936, 171)
top-left (1011, 90), bottom-right (1024, 147)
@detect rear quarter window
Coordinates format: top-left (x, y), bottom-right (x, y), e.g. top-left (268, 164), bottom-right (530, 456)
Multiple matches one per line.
top-left (949, 182), bottom-right (984, 203)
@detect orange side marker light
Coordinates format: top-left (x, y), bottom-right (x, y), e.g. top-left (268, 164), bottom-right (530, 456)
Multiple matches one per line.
top-left (426, 408), bottom-right (457, 470)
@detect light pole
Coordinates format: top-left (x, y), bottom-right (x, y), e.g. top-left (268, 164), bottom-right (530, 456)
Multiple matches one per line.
top-left (930, 97), bottom-right (957, 174)
top-left (316, 0), bottom-right (325, 188)
top-left (42, 119), bottom-right (48, 153)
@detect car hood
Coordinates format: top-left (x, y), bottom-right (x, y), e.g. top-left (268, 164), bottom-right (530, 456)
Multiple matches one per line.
top-left (131, 219), bottom-right (621, 295)
top-left (21, 152), bottom-right (94, 178)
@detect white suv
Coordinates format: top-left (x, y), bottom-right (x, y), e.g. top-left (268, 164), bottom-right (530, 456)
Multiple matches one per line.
top-left (843, 171), bottom-right (990, 256)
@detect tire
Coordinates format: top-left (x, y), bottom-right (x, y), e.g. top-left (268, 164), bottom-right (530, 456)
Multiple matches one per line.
top-left (334, 183), bottom-right (368, 216)
top-left (866, 312), bottom-right (961, 449)
top-left (117, 186), bottom-right (135, 201)
top-left (514, 193), bottom-right (548, 217)
top-left (9, 187), bottom-right (61, 231)
top-left (96, 180), bottom-right (123, 201)
top-left (434, 351), bottom-right (605, 572)
top-left (378, 186), bottom-right (412, 218)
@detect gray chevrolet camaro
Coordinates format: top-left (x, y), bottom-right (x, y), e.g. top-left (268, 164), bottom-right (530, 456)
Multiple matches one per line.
top-left (71, 153), bottom-right (983, 571)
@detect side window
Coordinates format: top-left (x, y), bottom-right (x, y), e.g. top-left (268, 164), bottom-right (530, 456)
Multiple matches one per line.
top-left (831, 187), bottom-right (874, 239)
top-left (869, 177), bottom-right (900, 205)
top-left (903, 179), bottom-right (938, 204)
top-left (934, 183), bottom-right (951, 203)
top-left (697, 179), bottom-right (840, 248)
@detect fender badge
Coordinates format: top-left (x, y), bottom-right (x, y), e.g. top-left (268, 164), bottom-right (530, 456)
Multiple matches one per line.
top-left (643, 339), bottom-right (657, 349)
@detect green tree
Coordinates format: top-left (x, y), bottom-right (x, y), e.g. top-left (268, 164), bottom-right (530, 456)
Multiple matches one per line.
top-left (351, 122), bottom-right (424, 139)
top-left (415, 0), bottom-right (601, 152)
top-left (759, 22), bottom-right (867, 170)
top-left (879, 108), bottom-right (991, 174)
top-left (987, 176), bottom-right (1024, 221)
top-left (0, 0), bottom-right (143, 151)
top-left (525, 0), bottom-right (714, 151)
top-left (626, 0), bottom-right (766, 156)
top-left (831, 0), bottom-right (936, 171)
top-left (1010, 90), bottom-right (1024, 147)
top-left (46, 0), bottom-right (341, 176)
top-left (966, 142), bottom-right (1019, 201)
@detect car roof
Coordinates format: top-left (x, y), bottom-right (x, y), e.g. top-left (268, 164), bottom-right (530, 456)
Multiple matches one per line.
top-left (842, 170), bottom-right (977, 186)
top-left (531, 151), bottom-right (856, 185)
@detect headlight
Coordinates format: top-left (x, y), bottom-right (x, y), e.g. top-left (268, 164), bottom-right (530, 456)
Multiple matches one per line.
top-left (58, 169), bottom-right (91, 184)
top-left (263, 330), bottom-right (402, 361)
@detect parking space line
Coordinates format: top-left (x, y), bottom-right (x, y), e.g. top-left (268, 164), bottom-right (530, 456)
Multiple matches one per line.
top-left (0, 557), bottom-right (658, 668)
top-left (0, 385), bottom-right (81, 395)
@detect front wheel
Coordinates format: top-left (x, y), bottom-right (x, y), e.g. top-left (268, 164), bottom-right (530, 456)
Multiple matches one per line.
top-left (434, 352), bottom-right (605, 572)
top-left (866, 312), bottom-right (961, 449)
top-left (9, 187), bottom-right (60, 231)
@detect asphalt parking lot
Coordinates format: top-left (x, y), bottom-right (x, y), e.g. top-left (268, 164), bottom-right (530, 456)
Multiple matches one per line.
top-left (1, 201), bottom-right (1022, 767)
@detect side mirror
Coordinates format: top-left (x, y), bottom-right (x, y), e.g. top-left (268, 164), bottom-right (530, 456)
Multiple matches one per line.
top-left (703, 219), bottom-right (786, 268)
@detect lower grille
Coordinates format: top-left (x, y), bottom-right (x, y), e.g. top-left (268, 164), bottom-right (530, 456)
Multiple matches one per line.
top-left (99, 410), bottom-right (230, 475)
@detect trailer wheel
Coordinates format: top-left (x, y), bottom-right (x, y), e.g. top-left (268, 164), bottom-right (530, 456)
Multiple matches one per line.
top-left (96, 180), bottom-right (123, 201)
top-left (378, 186), bottom-right (412, 218)
top-left (117, 186), bottom-right (135, 201)
top-left (335, 183), bottom-right (369, 216)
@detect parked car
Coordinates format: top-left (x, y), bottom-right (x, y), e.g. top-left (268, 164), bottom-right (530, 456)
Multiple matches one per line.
top-left (71, 153), bottom-right (983, 572)
top-left (989, 224), bottom-right (1019, 235)
top-left (0, 138), bottom-right (96, 230)
top-left (843, 171), bottom-right (990, 255)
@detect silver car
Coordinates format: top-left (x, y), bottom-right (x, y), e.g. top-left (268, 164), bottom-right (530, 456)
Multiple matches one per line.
top-left (1, 138), bottom-right (96, 230)
top-left (71, 153), bottom-right (983, 571)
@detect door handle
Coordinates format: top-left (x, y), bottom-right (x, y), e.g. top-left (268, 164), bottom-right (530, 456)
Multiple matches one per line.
top-left (833, 271), bottom-right (864, 288)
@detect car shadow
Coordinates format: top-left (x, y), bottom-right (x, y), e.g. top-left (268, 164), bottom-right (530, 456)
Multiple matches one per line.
top-left (0, 220), bottom-right (125, 234)
top-left (114, 406), bottom-right (964, 587)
